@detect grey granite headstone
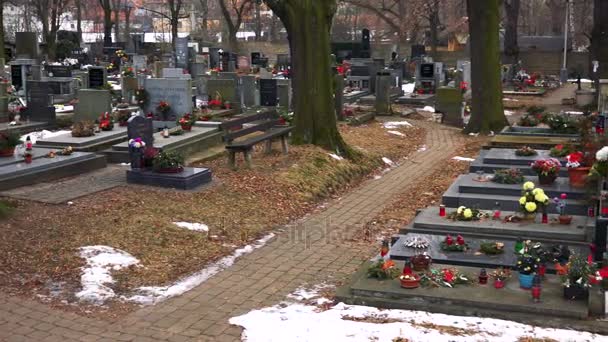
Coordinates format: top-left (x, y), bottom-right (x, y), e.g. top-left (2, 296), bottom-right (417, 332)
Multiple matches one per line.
top-left (241, 75), bottom-right (258, 108)
top-left (74, 89), bottom-right (112, 122)
top-left (277, 79), bottom-right (291, 109)
top-left (195, 75), bottom-right (211, 96)
top-left (375, 72), bottom-right (391, 115)
top-left (144, 78), bottom-right (193, 120)
top-left (175, 37), bottom-right (189, 69)
top-left (133, 55), bottom-right (147, 71)
top-left (163, 68), bottom-right (190, 79)
top-left (127, 115), bottom-right (154, 147)
top-left (207, 79), bottom-right (238, 111)
top-left (191, 63), bottom-right (206, 77)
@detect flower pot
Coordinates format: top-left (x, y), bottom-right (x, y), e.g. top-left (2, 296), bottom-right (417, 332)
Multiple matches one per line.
top-left (518, 272), bottom-right (534, 289)
top-left (494, 279), bottom-right (505, 289)
top-left (0, 147), bottom-right (15, 157)
top-left (180, 124), bottom-right (192, 131)
top-left (24, 155), bottom-right (32, 164)
top-left (538, 264), bottom-right (546, 277)
top-left (522, 213), bottom-right (537, 222)
top-left (399, 275), bottom-right (421, 289)
top-left (155, 167), bottom-right (184, 174)
top-left (567, 167), bottom-right (590, 188)
top-left (538, 173), bottom-right (557, 185)
top-left (411, 254), bottom-right (432, 271)
top-left (558, 215), bottom-right (573, 225)
top-left (563, 284), bottom-right (589, 300)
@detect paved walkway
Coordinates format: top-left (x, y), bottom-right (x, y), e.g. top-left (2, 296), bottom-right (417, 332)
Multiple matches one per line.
top-left (0, 121), bottom-right (465, 342)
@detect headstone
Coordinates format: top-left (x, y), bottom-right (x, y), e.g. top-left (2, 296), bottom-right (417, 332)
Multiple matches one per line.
top-left (209, 47), bottom-right (221, 69)
top-left (74, 89), bottom-right (112, 122)
top-left (121, 77), bottom-right (138, 102)
top-left (207, 79), bottom-right (238, 110)
top-left (436, 87), bottom-right (464, 127)
top-left (15, 32), bottom-right (38, 59)
top-left (163, 68), bottom-right (190, 79)
top-left (0, 82), bottom-right (9, 122)
top-left (127, 115), bottom-right (154, 147)
top-left (241, 75), bottom-right (258, 108)
top-left (175, 37), bottom-right (189, 69)
top-left (334, 73), bottom-right (345, 120)
top-left (133, 55), bottom-right (147, 71)
top-left (411, 44), bottom-right (426, 58)
top-left (23, 81), bottom-right (56, 123)
top-left (144, 78), bottom-right (193, 121)
top-left (375, 71), bottom-right (392, 115)
top-left (195, 75), bottom-right (211, 96)
top-left (251, 52), bottom-right (261, 65)
top-left (46, 65), bottom-right (72, 78)
top-left (277, 79), bottom-right (292, 109)
top-left (10, 65), bottom-right (23, 90)
top-left (88, 67), bottom-right (107, 89)
top-left (361, 29), bottom-right (371, 58)
top-left (259, 79), bottom-right (278, 106)
top-left (30, 65), bottom-right (42, 80)
top-left (190, 62), bottom-right (206, 76)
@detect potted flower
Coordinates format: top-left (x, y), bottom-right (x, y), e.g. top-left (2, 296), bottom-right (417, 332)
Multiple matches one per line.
top-left (562, 254), bottom-right (596, 300)
top-left (516, 253), bottom-right (540, 289)
top-left (530, 158), bottom-right (561, 185)
top-left (411, 252), bottom-right (432, 271)
top-left (22, 151), bottom-right (33, 164)
top-left (553, 193), bottom-right (572, 224)
top-left (143, 146), bottom-right (159, 169)
top-left (448, 206), bottom-right (488, 221)
top-left (128, 138), bottom-right (146, 169)
top-left (549, 144), bottom-right (572, 158)
top-left (565, 151), bottom-right (589, 188)
top-left (590, 146), bottom-right (608, 178)
top-left (178, 114), bottom-right (196, 131)
top-left (515, 146), bottom-right (537, 157)
top-left (209, 92), bottom-right (224, 110)
top-left (98, 112), bottom-right (114, 131)
top-left (0, 131), bottom-right (20, 157)
top-left (153, 151), bottom-right (185, 173)
top-left (519, 182), bottom-right (549, 220)
top-left (399, 262), bottom-right (421, 289)
top-left (490, 267), bottom-right (511, 289)
top-left (156, 101), bottom-right (171, 121)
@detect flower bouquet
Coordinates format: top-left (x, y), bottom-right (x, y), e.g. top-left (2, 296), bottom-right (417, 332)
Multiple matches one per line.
top-left (178, 113), bottom-right (196, 131)
top-left (420, 268), bottom-right (473, 288)
top-left (565, 151), bottom-right (589, 188)
top-left (98, 112), bottom-right (114, 131)
top-left (0, 131), bottom-right (20, 157)
top-left (490, 267), bottom-right (511, 289)
top-left (590, 146), bottom-right (608, 179)
top-left (447, 206), bottom-right (487, 221)
top-left (367, 259), bottom-right (400, 280)
top-left (530, 158), bottom-right (561, 185)
top-left (549, 144), bottom-right (572, 158)
top-left (519, 182), bottom-right (549, 219)
top-left (517, 115), bottom-right (539, 127)
top-left (492, 168), bottom-right (525, 184)
top-left (515, 146), bottom-right (537, 157)
top-left (156, 101), bottom-right (171, 121)
top-left (562, 254), bottom-right (596, 300)
top-left (128, 138), bottom-right (146, 169)
top-left (121, 66), bottom-right (135, 78)
top-left (553, 193), bottom-right (572, 224)
top-left (479, 241), bottom-right (505, 255)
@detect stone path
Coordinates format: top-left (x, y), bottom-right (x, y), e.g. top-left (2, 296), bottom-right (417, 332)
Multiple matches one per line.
top-left (0, 121), bottom-right (465, 342)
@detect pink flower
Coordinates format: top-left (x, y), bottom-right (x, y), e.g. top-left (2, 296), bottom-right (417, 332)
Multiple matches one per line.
top-left (560, 193), bottom-right (567, 200)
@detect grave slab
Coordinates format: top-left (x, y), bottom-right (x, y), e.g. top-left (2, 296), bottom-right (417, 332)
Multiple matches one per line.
top-left (127, 167), bottom-right (212, 190)
top-left (337, 262), bottom-right (588, 321)
top-left (408, 207), bottom-right (591, 244)
top-left (0, 122), bottom-right (54, 135)
top-left (343, 90), bottom-right (370, 103)
top-left (482, 148), bottom-right (566, 166)
top-left (469, 150), bottom-right (569, 177)
top-left (456, 173), bottom-right (586, 200)
top-left (390, 232), bottom-right (587, 272)
top-left (0, 147), bottom-right (57, 167)
top-left (490, 134), bottom-right (577, 149)
top-left (499, 126), bottom-right (579, 139)
top-left (35, 126), bottom-right (128, 151)
top-left (394, 93), bottom-right (435, 105)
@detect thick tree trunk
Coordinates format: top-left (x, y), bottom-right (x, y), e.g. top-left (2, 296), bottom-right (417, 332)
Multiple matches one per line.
top-left (266, 0), bottom-right (350, 155)
top-left (429, 5), bottom-right (439, 57)
top-left (76, 0), bottom-right (82, 44)
top-left (199, 0), bottom-right (209, 41)
top-left (254, 2), bottom-right (262, 41)
top-left (171, 18), bottom-right (179, 48)
top-left (113, 5), bottom-right (120, 42)
top-left (100, 0), bottom-right (113, 46)
top-left (591, 0), bottom-right (608, 79)
top-left (0, 4), bottom-right (5, 61)
top-left (503, 0), bottom-right (520, 65)
top-left (464, 0), bottom-right (507, 134)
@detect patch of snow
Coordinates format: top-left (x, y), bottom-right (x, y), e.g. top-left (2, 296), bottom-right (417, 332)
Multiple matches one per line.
top-left (173, 222), bottom-right (209, 233)
top-left (452, 156), bottom-right (475, 162)
top-left (126, 233), bottom-right (276, 305)
top-left (328, 153), bottom-right (344, 161)
top-left (76, 246), bottom-right (140, 305)
top-left (373, 175), bottom-right (382, 180)
top-left (503, 98), bottom-right (519, 102)
top-left (402, 83), bottom-right (415, 94)
top-left (21, 130), bottom-right (70, 145)
top-left (417, 145), bottom-right (427, 152)
top-left (120, 163), bottom-right (131, 166)
top-left (54, 105), bottom-right (74, 113)
top-left (504, 110), bottom-right (515, 116)
top-left (419, 106), bottom-right (435, 113)
top-left (230, 299), bottom-right (607, 342)
top-left (383, 121), bottom-right (413, 129)
top-left (387, 130), bottom-right (405, 137)
top-left (381, 157), bottom-right (395, 167)
top-left (568, 78), bottom-right (593, 83)
top-left (565, 111), bottom-right (584, 115)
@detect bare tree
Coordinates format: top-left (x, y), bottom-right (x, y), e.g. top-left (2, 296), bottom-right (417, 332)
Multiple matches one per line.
top-left (503, 0), bottom-right (520, 64)
top-left (98, 0), bottom-right (113, 45)
top-left (31, 0), bottom-right (70, 60)
top-left (197, 0), bottom-right (210, 41)
top-left (218, 0), bottom-right (255, 51)
top-left (139, 0), bottom-right (187, 47)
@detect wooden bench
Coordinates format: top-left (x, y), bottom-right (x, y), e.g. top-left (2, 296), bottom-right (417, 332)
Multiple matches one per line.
top-left (220, 110), bottom-right (293, 169)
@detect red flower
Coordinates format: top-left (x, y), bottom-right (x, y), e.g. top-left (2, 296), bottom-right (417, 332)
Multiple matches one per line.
top-left (443, 269), bottom-right (454, 283)
top-left (560, 193), bottom-right (567, 200)
top-left (456, 235), bottom-right (465, 246)
top-left (555, 144), bottom-right (564, 151)
top-left (599, 266), bottom-right (608, 279)
top-left (208, 99), bottom-right (222, 107)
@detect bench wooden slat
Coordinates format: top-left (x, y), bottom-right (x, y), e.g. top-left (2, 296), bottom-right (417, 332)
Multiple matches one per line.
top-left (226, 127), bottom-right (293, 150)
top-left (223, 119), bottom-right (282, 142)
top-left (220, 109), bottom-right (278, 131)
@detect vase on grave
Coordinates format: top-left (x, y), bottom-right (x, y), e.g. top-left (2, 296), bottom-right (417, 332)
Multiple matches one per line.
top-left (518, 272), bottom-right (534, 289)
top-left (180, 123), bottom-right (192, 131)
top-left (568, 167), bottom-right (590, 188)
top-left (563, 284), bottom-right (589, 300)
top-left (411, 253), bottom-right (431, 271)
top-left (538, 173), bottom-right (557, 185)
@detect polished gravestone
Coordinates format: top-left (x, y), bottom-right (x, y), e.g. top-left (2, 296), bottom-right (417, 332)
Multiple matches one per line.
top-left (499, 126), bottom-right (579, 139)
top-left (482, 148), bottom-right (566, 166)
top-left (470, 150), bottom-right (569, 177)
top-left (36, 126), bottom-right (128, 152)
top-left (408, 206), bottom-right (591, 244)
top-left (127, 167), bottom-right (212, 190)
top-left (394, 93), bottom-right (435, 105)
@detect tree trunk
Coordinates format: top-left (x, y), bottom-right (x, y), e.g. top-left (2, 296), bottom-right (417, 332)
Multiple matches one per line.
top-left (464, 0), bottom-right (507, 134)
top-left (266, 0), bottom-right (350, 155)
top-left (254, 2), bottom-right (262, 41)
top-left (503, 0), bottom-right (520, 64)
top-left (100, 0), bottom-right (113, 45)
top-left (76, 0), bottom-right (82, 44)
top-left (199, 0), bottom-right (209, 41)
top-left (591, 0), bottom-right (608, 79)
top-left (171, 18), bottom-right (179, 48)
top-left (396, 0), bottom-right (407, 54)
top-left (429, 3), bottom-right (439, 57)
top-left (113, 1), bottom-right (120, 42)
top-left (0, 3), bottom-right (5, 61)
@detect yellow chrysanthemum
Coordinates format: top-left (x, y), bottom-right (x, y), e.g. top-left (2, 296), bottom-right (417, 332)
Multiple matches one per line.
top-left (534, 193), bottom-right (548, 203)
top-left (519, 197), bottom-right (527, 205)
top-left (523, 182), bottom-right (535, 191)
top-left (463, 209), bottom-right (473, 219)
top-left (532, 188), bottom-right (543, 196)
top-left (525, 202), bottom-right (537, 213)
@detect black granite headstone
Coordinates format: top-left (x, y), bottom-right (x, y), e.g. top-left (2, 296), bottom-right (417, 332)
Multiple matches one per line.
top-left (46, 65), bottom-right (72, 78)
top-left (411, 44), bottom-right (426, 58)
top-left (251, 52), bottom-right (261, 65)
top-left (24, 81), bottom-right (56, 123)
top-left (259, 79), bottom-right (278, 107)
top-left (11, 65), bottom-right (23, 90)
top-left (88, 67), bottom-right (107, 89)
top-left (175, 37), bottom-right (189, 69)
top-left (127, 115), bottom-right (154, 148)
top-left (361, 29), bottom-right (371, 58)
top-left (350, 65), bottom-right (369, 77)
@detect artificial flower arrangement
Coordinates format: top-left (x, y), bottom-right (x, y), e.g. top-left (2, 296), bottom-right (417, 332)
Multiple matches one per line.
top-left (71, 121), bottom-right (96, 137)
top-left (562, 254), bottom-right (597, 300)
top-left (279, 111), bottom-right (294, 125)
top-left (517, 114), bottom-right (539, 127)
top-left (549, 144), bottom-right (573, 158)
top-left (98, 112), bottom-right (114, 131)
top-left (516, 253), bottom-right (540, 275)
top-left (490, 267), bottom-right (512, 281)
top-left (515, 146), bottom-right (537, 157)
top-left (153, 151), bottom-right (185, 173)
top-left (157, 101), bottom-right (171, 114)
top-left (479, 241), bottom-right (505, 255)
top-left (116, 49), bottom-right (127, 58)
top-left (447, 206), bottom-right (488, 221)
top-left (0, 131), bottom-right (21, 156)
top-left (519, 181), bottom-right (549, 216)
top-left (566, 151), bottom-right (584, 169)
top-left (419, 268), bottom-right (473, 288)
top-left (115, 109), bottom-right (131, 126)
top-left (492, 168), bottom-right (525, 184)
top-left (367, 259), bottom-right (400, 280)
top-left (61, 146), bottom-right (73, 156)
top-left (128, 137), bottom-right (146, 149)
top-left (530, 158), bottom-right (561, 184)
top-left (121, 66), bottom-right (135, 78)
top-left (440, 234), bottom-right (468, 252)
top-left (178, 113), bottom-right (196, 131)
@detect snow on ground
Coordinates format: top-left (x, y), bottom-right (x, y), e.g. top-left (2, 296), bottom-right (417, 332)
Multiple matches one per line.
top-left (54, 105), bottom-right (74, 113)
top-left (20, 130), bottom-right (70, 144)
top-left (452, 156), bottom-right (476, 162)
top-left (76, 246), bottom-right (140, 304)
top-left (230, 287), bottom-right (607, 342)
top-left (173, 222), bottom-right (209, 233)
top-left (402, 83), bottom-right (415, 94)
top-left (503, 98), bottom-right (519, 102)
top-left (387, 130), bottom-right (405, 137)
top-left (504, 110), bottom-right (515, 116)
top-left (381, 157), bottom-right (395, 167)
top-left (328, 153), bottom-right (344, 161)
top-left (125, 233), bottom-right (276, 305)
top-left (421, 106), bottom-right (435, 113)
top-left (417, 145), bottom-right (428, 152)
top-left (568, 78), bottom-right (593, 83)
top-left (383, 121), bottom-right (413, 129)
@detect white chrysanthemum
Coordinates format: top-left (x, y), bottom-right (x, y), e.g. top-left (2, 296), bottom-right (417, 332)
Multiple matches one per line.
top-left (457, 206), bottom-right (466, 214)
top-left (596, 146), bottom-right (608, 161)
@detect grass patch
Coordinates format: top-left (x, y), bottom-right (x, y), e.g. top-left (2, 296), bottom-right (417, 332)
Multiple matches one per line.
top-left (0, 199), bottom-right (16, 219)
